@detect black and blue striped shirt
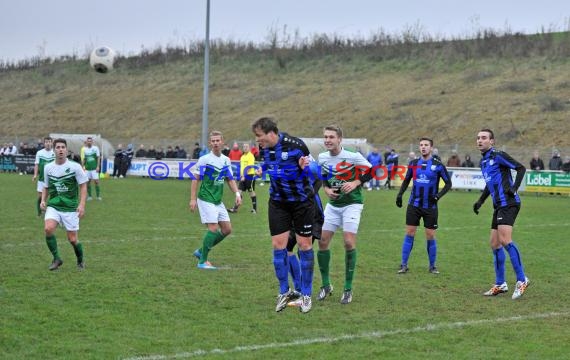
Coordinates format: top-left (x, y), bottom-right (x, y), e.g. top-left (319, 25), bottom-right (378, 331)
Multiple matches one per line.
top-left (260, 133), bottom-right (314, 202)
top-left (400, 157), bottom-right (452, 209)
top-left (479, 148), bottom-right (526, 208)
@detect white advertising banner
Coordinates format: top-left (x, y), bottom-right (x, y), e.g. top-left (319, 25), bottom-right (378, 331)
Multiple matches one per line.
top-left (446, 167), bottom-right (486, 190)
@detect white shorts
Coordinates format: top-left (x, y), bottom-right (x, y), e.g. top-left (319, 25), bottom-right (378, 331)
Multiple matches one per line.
top-left (45, 206), bottom-right (80, 231)
top-left (322, 203), bottom-right (364, 234)
top-left (37, 180), bottom-right (46, 193)
top-left (197, 199), bottom-right (230, 224)
top-left (86, 170), bottom-right (99, 180)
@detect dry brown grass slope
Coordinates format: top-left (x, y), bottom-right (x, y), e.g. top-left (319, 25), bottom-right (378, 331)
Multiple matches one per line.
top-left (1, 56), bottom-right (569, 150)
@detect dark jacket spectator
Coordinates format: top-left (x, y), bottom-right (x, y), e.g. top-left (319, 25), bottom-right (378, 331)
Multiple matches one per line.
top-left (462, 155), bottom-right (475, 167)
top-left (192, 143), bottom-right (201, 159)
top-left (146, 145), bottom-right (157, 159)
top-left (119, 144), bottom-right (134, 178)
top-left (176, 146), bottom-right (187, 159)
top-left (562, 156), bottom-right (570, 173)
top-left (155, 147), bottom-right (165, 160)
top-left (135, 144), bottom-right (147, 158)
top-left (549, 151), bottom-right (562, 170)
top-left (165, 146), bottom-right (176, 158)
top-left (113, 144), bottom-right (124, 178)
top-left (222, 144), bottom-right (230, 157)
top-left (530, 151), bottom-right (545, 170)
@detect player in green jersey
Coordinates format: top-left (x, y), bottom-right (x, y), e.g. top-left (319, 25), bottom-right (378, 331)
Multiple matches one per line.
top-left (317, 125), bottom-right (373, 304)
top-left (33, 137), bottom-right (55, 216)
top-left (40, 138), bottom-right (88, 270)
top-left (82, 136), bottom-right (102, 200)
top-left (189, 131), bottom-right (241, 270)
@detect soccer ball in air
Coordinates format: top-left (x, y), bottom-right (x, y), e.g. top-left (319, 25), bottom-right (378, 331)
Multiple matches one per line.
top-left (89, 46), bottom-right (116, 73)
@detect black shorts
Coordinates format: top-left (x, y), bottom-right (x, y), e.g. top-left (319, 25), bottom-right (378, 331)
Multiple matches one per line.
top-left (269, 199), bottom-right (314, 237)
top-left (239, 178), bottom-right (255, 192)
top-left (491, 204), bottom-right (520, 229)
top-left (286, 217), bottom-right (323, 252)
top-left (406, 205), bottom-right (438, 230)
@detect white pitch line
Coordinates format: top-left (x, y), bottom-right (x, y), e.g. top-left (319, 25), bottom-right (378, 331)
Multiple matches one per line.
top-left (123, 311), bottom-right (570, 360)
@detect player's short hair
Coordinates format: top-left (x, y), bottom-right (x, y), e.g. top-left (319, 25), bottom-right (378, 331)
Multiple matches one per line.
top-left (53, 138), bottom-right (67, 147)
top-left (324, 125), bottom-right (343, 138)
top-left (419, 137), bottom-right (433, 146)
top-left (44, 136), bottom-right (53, 142)
top-left (209, 130), bottom-right (223, 139)
top-left (480, 128), bottom-right (494, 139)
top-left (252, 116), bottom-right (279, 134)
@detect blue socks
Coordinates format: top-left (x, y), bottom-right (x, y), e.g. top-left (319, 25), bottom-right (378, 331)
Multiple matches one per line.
top-left (505, 242), bottom-right (526, 282)
top-left (401, 235), bottom-right (414, 266)
top-left (298, 249), bottom-right (314, 296)
top-left (273, 249), bottom-right (289, 294)
top-left (288, 253), bottom-right (301, 292)
top-left (426, 239), bottom-right (437, 268)
top-left (493, 247), bottom-right (506, 285)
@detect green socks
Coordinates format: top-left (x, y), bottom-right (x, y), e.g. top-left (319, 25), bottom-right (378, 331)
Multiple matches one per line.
top-left (73, 242), bottom-right (84, 264)
top-left (87, 184), bottom-right (92, 197)
top-left (212, 230), bottom-right (226, 247)
top-left (318, 249), bottom-right (331, 287)
top-left (95, 184), bottom-right (100, 197)
top-left (344, 249), bottom-right (357, 291)
top-left (36, 198), bottom-right (42, 216)
top-left (200, 231), bottom-right (218, 263)
top-left (46, 235), bottom-right (60, 260)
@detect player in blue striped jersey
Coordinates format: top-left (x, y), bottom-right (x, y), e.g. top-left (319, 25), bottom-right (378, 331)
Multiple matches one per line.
top-left (252, 117), bottom-right (315, 313)
top-left (285, 161), bottom-right (325, 306)
top-left (473, 129), bottom-right (529, 299)
top-left (396, 137), bottom-right (452, 274)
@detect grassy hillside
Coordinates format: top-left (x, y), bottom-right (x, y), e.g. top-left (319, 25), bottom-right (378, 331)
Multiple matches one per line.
top-left (1, 31), bottom-right (570, 157)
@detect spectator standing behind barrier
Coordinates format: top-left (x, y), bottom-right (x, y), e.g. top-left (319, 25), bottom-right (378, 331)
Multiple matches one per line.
top-left (432, 147), bottom-right (441, 161)
top-left (119, 144), bottom-right (134, 178)
top-left (135, 144), bottom-right (146, 158)
top-left (385, 149), bottom-right (399, 190)
top-left (228, 142), bottom-right (242, 161)
top-left (549, 150), bottom-right (562, 170)
top-left (221, 144), bottom-right (230, 157)
top-left (228, 142), bottom-right (242, 178)
top-left (165, 146), bottom-right (176, 158)
top-left (155, 147), bottom-right (165, 160)
top-left (146, 145), bottom-right (157, 159)
top-left (529, 151), bottom-right (545, 170)
top-left (462, 154), bottom-right (475, 167)
top-left (562, 156), bottom-right (570, 173)
top-left (112, 144), bottom-right (124, 178)
top-left (192, 143), bottom-right (201, 159)
top-left (407, 151), bottom-right (417, 164)
top-left (7, 143), bottom-right (18, 172)
top-left (446, 150), bottom-right (461, 167)
top-left (177, 146), bottom-right (187, 159)
top-left (36, 138), bottom-right (44, 153)
top-left (366, 147), bottom-right (383, 191)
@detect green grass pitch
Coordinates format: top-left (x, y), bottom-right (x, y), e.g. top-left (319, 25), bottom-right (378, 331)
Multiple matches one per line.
top-left (1, 174), bottom-right (569, 359)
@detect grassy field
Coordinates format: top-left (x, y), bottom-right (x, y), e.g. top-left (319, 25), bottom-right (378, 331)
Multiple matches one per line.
top-left (1, 173), bottom-right (569, 359)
